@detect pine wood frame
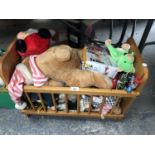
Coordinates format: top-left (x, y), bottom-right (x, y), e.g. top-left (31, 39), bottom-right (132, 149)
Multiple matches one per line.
top-left (0, 38), bottom-right (148, 119)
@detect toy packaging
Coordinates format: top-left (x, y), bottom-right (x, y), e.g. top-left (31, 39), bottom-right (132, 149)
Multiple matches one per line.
top-left (84, 44), bottom-right (112, 65)
top-left (82, 60), bottom-right (118, 79)
top-left (82, 44), bottom-right (119, 79)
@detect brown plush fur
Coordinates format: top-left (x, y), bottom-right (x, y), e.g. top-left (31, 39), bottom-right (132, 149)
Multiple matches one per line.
top-left (23, 45), bottom-right (112, 89)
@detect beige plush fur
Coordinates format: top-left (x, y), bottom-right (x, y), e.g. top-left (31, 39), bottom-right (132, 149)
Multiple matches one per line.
top-left (23, 45), bottom-right (112, 89)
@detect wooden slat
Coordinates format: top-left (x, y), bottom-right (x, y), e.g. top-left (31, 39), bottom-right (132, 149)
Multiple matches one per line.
top-left (122, 97), bottom-right (136, 114)
top-left (24, 92), bottom-right (35, 110)
top-left (23, 86), bottom-right (139, 97)
top-left (65, 94), bottom-right (69, 113)
top-left (51, 94), bottom-right (57, 112)
top-left (21, 109), bottom-right (124, 119)
top-left (99, 96), bottom-right (106, 114)
top-left (37, 105), bottom-right (44, 112)
top-left (110, 101), bottom-right (114, 115)
top-left (38, 93), bottom-right (46, 111)
top-left (110, 97), bottom-right (120, 114)
top-left (77, 95), bottom-right (80, 113)
top-left (88, 96), bottom-right (93, 113)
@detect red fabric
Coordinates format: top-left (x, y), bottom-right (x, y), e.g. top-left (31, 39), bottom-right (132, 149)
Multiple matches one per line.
top-left (18, 33), bottom-right (50, 57)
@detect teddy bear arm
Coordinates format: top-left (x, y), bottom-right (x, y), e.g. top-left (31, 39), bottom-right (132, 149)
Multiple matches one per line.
top-left (92, 72), bottom-right (112, 89)
top-left (64, 69), bottom-right (112, 89)
top-left (46, 79), bottom-right (65, 87)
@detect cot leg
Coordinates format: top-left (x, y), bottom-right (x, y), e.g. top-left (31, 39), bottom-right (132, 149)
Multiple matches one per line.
top-left (121, 97), bottom-right (136, 114)
top-left (23, 113), bottom-right (30, 118)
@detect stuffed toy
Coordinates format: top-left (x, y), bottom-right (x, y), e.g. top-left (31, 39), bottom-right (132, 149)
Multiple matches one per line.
top-left (32, 45), bottom-right (112, 88)
top-left (8, 45), bottom-right (112, 110)
top-left (16, 28), bottom-right (56, 57)
top-left (105, 39), bottom-right (135, 73)
top-left (9, 28), bottom-right (56, 109)
top-left (101, 96), bottom-right (117, 115)
top-left (29, 93), bottom-right (53, 107)
top-left (80, 95), bottom-right (103, 112)
top-left (51, 94), bottom-right (77, 111)
top-left (101, 96), bottom-right (122, 118)
top-left (80, 95), bottom-right (90, 112)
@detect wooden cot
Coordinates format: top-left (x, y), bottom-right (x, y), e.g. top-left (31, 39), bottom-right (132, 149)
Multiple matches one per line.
top-left (0, 38), bottom-right (148, 119)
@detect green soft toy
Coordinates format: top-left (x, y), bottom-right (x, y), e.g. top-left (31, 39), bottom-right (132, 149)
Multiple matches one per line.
top-left (105, 39), bottom-right (135, 73)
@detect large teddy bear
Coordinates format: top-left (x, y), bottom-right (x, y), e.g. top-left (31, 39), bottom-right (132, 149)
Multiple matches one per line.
top-left (34, 45), bottom-right (112, 88)
top-left (8, 45), bottom-right (112, 110)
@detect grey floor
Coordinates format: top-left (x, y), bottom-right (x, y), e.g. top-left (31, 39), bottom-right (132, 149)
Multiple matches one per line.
top-left (0, 20), bottom-right (155, 135)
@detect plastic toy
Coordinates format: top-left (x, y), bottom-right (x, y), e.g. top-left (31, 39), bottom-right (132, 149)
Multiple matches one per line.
top-left (116, 72), bottom-right (142, 93)
top-left (116, 73), bottom-right (129, 89)
top-left (124, 75), bottom-right (142, 93)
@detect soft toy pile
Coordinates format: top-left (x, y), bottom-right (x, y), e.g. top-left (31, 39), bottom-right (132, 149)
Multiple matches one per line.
top-left (7, 35), bottom-right (140, 116)
top-left (8, 27), bottom-right (56, 110)
top-left (8, 43), bottom-right (112, 110)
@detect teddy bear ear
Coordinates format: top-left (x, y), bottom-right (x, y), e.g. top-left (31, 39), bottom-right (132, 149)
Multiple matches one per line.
top-left (38, 28), bottom-right (51, 39)
top-left (54, 45), bottom-right (71, 62)
top-left (16, 39), bottom-right (27, 53)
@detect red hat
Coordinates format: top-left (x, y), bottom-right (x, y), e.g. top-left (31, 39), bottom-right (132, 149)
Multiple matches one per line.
top-left (16, 28), bottom-right (51, 57)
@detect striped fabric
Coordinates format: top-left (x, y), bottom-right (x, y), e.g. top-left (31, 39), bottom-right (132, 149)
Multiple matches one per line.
top-left (8, 68), bottom-right (25, 105)
top-left (8, 55), bottom-right (48, 105)
top-left (29, 55), bottom-right (48, 87)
